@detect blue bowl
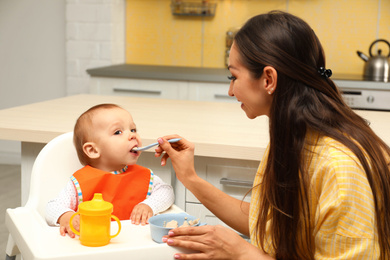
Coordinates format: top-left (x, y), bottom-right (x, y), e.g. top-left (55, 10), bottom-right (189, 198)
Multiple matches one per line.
top-left (149, 213), bottom-right (200, 243)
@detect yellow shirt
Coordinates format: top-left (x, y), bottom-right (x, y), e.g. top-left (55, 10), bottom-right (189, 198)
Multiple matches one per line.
top-left (249, 132), bottom-right (379, 259)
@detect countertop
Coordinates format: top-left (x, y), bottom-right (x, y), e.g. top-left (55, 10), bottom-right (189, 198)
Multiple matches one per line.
top-left (87, 64), bottom-right (231, 83)
top-left (0, 94), bottom-right (267, 161)
top-left (0, 94), bottom-right (389, 161)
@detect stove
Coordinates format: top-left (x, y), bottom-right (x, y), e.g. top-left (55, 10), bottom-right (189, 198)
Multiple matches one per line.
top-left (334, 74), bottom-right (390, 111)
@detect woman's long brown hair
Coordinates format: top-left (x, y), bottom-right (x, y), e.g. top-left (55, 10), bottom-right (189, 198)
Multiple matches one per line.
top-left (235, 11), bottom-right (390, 259)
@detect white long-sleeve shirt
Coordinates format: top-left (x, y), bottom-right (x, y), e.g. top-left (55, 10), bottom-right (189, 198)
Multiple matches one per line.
top-left (46, 173), bottom-right (174, 226)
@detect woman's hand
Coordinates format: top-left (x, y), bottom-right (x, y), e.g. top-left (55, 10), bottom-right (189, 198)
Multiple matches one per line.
top-left (162, 225), bottom-right (267, 260)
top-left (155, 135), bottom-right (196, 184)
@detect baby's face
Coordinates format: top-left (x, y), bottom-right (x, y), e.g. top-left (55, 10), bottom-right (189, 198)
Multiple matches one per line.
top-left (89, 107), bottom-right (142, 171)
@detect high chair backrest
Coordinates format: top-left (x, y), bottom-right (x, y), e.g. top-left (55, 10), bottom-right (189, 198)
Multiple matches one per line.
top-left (26, 132), bottom-right (83, 218)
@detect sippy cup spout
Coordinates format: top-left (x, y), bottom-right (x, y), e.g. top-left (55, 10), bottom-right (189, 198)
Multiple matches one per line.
top-left (93, 193), bottom-right (103, 201)
top-left (83, 193), bottom-right (113, 215)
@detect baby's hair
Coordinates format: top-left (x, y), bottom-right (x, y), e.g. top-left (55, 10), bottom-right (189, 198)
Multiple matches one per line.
top-left (73, 103), bottom-right (122, 165)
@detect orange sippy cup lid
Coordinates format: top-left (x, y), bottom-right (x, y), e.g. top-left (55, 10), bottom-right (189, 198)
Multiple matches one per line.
top-left (78, 193), bottom-right (113, 216)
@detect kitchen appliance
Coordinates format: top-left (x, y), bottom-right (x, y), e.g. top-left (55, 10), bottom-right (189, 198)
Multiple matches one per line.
top-left (334, 75), bottom-right (390, 111)
top-left (357, 39), bottom-right (390, 82)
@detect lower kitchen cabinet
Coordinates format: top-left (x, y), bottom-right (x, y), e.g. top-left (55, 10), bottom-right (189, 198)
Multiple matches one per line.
top-left (187, 82), bottom-right (236, 103)
top-left (90, 77), bottom-right (189, 100)
top-left (136, 152), bottom-right (175, 188)
top-left (89, 77), bottom-right (234, 103)
top-left (185, 156), bottom-right (259, 226)
top-left (138, 152), bottom-right (260, 227)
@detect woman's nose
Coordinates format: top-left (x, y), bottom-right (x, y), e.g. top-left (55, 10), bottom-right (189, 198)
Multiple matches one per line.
top-left (228, 82), bottom-right (234, 97)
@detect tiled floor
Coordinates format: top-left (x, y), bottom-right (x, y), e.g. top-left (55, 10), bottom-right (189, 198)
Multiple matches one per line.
top-left (0, 164), bottom-right (21, 256)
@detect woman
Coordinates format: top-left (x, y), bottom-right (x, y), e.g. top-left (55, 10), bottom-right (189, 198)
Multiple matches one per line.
top-left (155, 11), bottom-right (390, 259)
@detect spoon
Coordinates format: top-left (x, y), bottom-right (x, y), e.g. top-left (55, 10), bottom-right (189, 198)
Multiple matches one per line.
top-left (131, 138), bottom-right (182, 152)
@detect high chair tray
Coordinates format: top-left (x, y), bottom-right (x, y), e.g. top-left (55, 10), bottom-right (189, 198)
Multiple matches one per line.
top-left (6, 205), bottom-right (193, 260)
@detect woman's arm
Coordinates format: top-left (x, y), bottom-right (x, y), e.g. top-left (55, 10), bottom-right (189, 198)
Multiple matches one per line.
top-left (155, 136), bottom-right (250, 235)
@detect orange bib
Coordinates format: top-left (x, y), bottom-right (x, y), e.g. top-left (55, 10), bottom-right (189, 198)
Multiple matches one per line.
top-left (72, 165), bottom-right (152, 220)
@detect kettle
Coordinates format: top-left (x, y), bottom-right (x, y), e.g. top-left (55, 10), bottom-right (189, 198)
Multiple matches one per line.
top-left (357, 39), bottom-right (390, 82)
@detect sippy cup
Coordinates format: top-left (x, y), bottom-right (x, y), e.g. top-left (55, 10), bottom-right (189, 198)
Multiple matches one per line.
top-left (69, 193), bottom-right (121, 247)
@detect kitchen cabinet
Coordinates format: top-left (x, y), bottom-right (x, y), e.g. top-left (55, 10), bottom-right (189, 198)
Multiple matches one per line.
top-left (187, 157), bottom-right (258, 204)
top-left (89, 76), bottom-right (235, 103)
top-left (186, 156), bottom-right (259, 226)
top-left (87, 64), bottom-right (234, 103)
top-left (135, 151), bottom-right (175, 191)
top-left (187, 82), bottom-right (236, 102)
top-left (89, 77), bottom-right (189, 100)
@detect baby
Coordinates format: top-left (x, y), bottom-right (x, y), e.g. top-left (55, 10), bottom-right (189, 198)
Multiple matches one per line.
top-left (46, 103), bottom-right (174, 237)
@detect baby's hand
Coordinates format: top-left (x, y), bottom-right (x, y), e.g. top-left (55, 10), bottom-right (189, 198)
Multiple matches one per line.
top-left (58, 211), bottom-right (79, 238)
top-left (130, 203), bottom-right (153, 225)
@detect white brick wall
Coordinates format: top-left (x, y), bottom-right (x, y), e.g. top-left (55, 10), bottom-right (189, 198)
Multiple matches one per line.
top-left (66, 0), bottom-right (125, 95)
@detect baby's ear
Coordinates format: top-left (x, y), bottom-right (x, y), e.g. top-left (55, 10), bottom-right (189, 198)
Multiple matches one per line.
top-left (83, 142), bottom-right (100, 159)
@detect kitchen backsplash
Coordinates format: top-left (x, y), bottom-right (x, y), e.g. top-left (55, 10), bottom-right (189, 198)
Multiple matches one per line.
top-left (125, 0), bottom-right (390, 75)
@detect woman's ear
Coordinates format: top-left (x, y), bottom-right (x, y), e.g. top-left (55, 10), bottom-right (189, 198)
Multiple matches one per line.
top-left (263, 66), bottom-right (277, 95)
top-left (83, 142), bottom-right (100, 159)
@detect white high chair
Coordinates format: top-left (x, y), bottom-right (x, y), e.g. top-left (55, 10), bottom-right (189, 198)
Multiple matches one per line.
top-left (5, 132), bottom-right (186, 260)
top-left (5, 132), bottom-right (82, 260)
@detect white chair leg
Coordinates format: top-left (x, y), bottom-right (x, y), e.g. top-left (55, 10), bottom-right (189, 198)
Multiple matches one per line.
top-left (5, 234), bottom-right (19, 260)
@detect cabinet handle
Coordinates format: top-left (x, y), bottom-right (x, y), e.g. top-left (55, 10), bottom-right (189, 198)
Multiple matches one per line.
top-left (214, 94), bottom-right (235, 100)
top-left (220, 178), bottom-right (253, 188)
top-left (113, 88), bottom-right (162, 95)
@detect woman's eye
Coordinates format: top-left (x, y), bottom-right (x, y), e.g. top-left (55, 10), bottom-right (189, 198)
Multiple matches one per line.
top-left (227, 75), bottom-right (236, 81)
top-left (114, 130), bottom-right (122, 135)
